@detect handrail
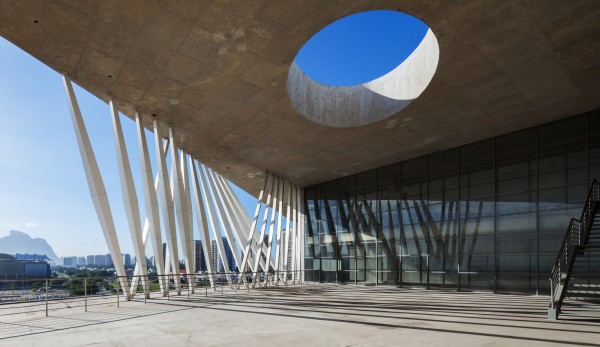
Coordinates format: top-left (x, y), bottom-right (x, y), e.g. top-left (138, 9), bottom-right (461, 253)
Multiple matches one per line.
top-left (549, 179), bottom-right (600, 316)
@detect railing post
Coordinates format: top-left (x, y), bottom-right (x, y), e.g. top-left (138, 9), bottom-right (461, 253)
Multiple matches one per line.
top-left (550, 279), bottom-right (554, 309)
top-left (84, 278), bottom-right (87, 312)
top-left (45, 278), bottom-right (49, 317)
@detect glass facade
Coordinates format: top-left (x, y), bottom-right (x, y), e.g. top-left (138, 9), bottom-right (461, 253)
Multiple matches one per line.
top-left (304, 111), bottom-right (600, 294)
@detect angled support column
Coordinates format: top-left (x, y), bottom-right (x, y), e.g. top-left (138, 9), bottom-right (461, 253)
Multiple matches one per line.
top-left (238, 173), bottom-right (270, 284)
top-left (216, 173), bottom-right (271, 272)
top-left (291, 185), bottom-right (298, 283)
top-left (135, 113), bottom-right (168, 295)
top-left (249, 174), bottom-right (275, 287)
top-left (180, 150), bottom-right (195, 284)
top-left (282, 181), bottom-right (293, 284)
top-left (153, 118), bottom-right (181, 294)
top-left (203, 166), bottom-right (244, 276)
top-left (254, 176), bottom-right (279, 287)
top-left (62, 75), bottom-right (130, 298)
top-left (190, 157), bottom-right (217, 289)
top-left (132, 136), bottom-right (168, 294)
top-left (299, 187), bottom-right (305, 282)
top-left (169, 127), bottom-right (193, 288)
top-left (204, 165), bottom-right (246, 281)
top-left (196, 162), bottom-right (233, 285)
top-left (270, 178), bottom-right (284, 286)
top-left (109, 100), bottom-right (148, 298)
top-left (212, 171), bottom-right (265, 282)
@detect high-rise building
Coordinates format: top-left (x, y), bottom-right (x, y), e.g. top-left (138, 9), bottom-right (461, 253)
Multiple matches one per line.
top-left (210, 239), bottom-right (219, 273)
top-left (86, 255), bottom-right (95, 266)
top-left (194, 240), bottom-right (206, 272)
top-left (211, 237), bottom-right (236, 272)
top-left (278, 230), bottom-right (293, 273)
top-left (63, 256), bottom-right (77, 267)
top-left (122, 253), bottom-right (131, 267)
top-left (105, 254), bottom-right (113, 266)
top-left (77, 257), bottom-right (86, 266)
top-left (94, 255), bottom-right (105, 266)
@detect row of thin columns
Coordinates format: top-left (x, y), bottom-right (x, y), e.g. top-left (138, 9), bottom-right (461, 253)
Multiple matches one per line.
top-left (62, 75), bottom-right (304, 297)
top-left (238, 173), bottom-right (305, 287)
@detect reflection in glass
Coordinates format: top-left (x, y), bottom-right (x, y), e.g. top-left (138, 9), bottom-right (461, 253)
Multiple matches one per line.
top-left (304, 112), bottom-right (597, 293)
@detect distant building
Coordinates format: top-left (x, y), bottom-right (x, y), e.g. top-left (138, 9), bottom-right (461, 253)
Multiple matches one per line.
top-left (278, 230), bottom-right (293, 273)
top-left (63, 256), bottom-right (78, 267)
top-left (210, 240), bottom-right (219, 273)
top-left (14, 253), bottom-right (51, 261)
top-left (122, 253), bottom-right (131, 267)
top-left (0, 253), bottom-right (50, 280)
top-left (105, 254), bottom-right (113, 266)
top-left (77, 256), bottom-right (86, 266)
top-left (194, 240), bottom-right (206, 272)
top-left (211, 237), bottom-right (236, 273)
top-left (87, 255), bottom-right (95, 266)
top-left (94, 255), bottom-right (105, 266)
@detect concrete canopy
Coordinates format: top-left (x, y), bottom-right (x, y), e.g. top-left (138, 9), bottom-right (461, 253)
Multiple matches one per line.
top-left (1, 0), bottom-right (600, 196)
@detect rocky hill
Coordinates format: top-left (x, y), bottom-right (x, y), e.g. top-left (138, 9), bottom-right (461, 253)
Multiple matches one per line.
top-left (0, 230), bottom-right (59, 260)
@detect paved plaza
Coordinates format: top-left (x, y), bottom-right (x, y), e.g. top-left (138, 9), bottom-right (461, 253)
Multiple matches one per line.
top-left (1, 285), bottom-right (598, 346)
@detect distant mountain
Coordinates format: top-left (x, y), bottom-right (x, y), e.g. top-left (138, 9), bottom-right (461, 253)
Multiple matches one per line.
top-left (0, 230), bottom-right (59, 260)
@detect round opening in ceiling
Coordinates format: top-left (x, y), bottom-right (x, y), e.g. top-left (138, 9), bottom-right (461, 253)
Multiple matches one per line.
top-left (287, 10), bottom-right (439, 128)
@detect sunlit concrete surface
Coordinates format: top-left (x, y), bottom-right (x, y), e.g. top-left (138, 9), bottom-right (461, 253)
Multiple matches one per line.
top-left (1, 285), bottom-right (599, 347)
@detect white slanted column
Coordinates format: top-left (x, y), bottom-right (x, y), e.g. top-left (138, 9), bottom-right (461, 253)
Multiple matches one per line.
top-left (298, 186), bottom-right (305, 282)
top-left (190, 157), bottom-right (217, 289)
top-left (196, 162), bottom-right (233, 285)
top-left (62, 75), bottom-right (130, 297)
top-left (266, 177), bottom-right (283, 286)
top-left (291, 185), bottom-right (298, 283)
top-left (180, 150), bottom-right (195, 284)
top-left (136, 115), bottom-right (168, 294)
top-left (254, 176), bottom-right (279, 287)
top-left (250, 175), bottom-right (275, 287)
top-left (153, 119), bottom-right (181, 294)
top-left (216, 173), bottom-right (270, 272)
top-left (134, 121), bottom-right (168, 295)
top-left (169, 127), bottom-right (193, 288)
top-left (238, 173), bottom-right (270, 284)
top-left (109, 100), bottom-right (149, 298)
top-left (203, 166), bottom-right (243, 276)
top-left (282, 181), bottom-right (293, 284)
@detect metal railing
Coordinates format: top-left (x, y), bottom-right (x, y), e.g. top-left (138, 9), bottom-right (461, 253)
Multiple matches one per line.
top-left (549, 179), bottom-right (600, 317)
top-left (0, 270), bottom-right (315, 317)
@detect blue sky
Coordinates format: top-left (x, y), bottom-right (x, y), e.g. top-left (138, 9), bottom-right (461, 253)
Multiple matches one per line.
top-left (295, 10), bottom-right (429, 86)
top-left (0, 37), bottom-right (257, 257)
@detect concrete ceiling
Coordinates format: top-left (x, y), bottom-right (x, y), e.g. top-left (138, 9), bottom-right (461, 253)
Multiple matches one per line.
top-left (1, 0), bottom-right (600, 197)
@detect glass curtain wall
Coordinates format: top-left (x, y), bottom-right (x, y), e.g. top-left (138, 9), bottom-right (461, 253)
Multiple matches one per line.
top-left (304, 111), bottom-right (599, 294)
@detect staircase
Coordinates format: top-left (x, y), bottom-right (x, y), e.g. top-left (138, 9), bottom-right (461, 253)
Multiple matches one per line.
top-left (548, 180), bottom-right (600, 320)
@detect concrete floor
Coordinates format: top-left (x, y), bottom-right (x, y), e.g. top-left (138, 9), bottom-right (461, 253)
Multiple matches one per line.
top-left (0, 285), bottom-right (599, 347)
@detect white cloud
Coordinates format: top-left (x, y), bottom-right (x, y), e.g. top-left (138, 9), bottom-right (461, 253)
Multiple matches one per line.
top-left (25, 222), bottom-right (38, 228)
